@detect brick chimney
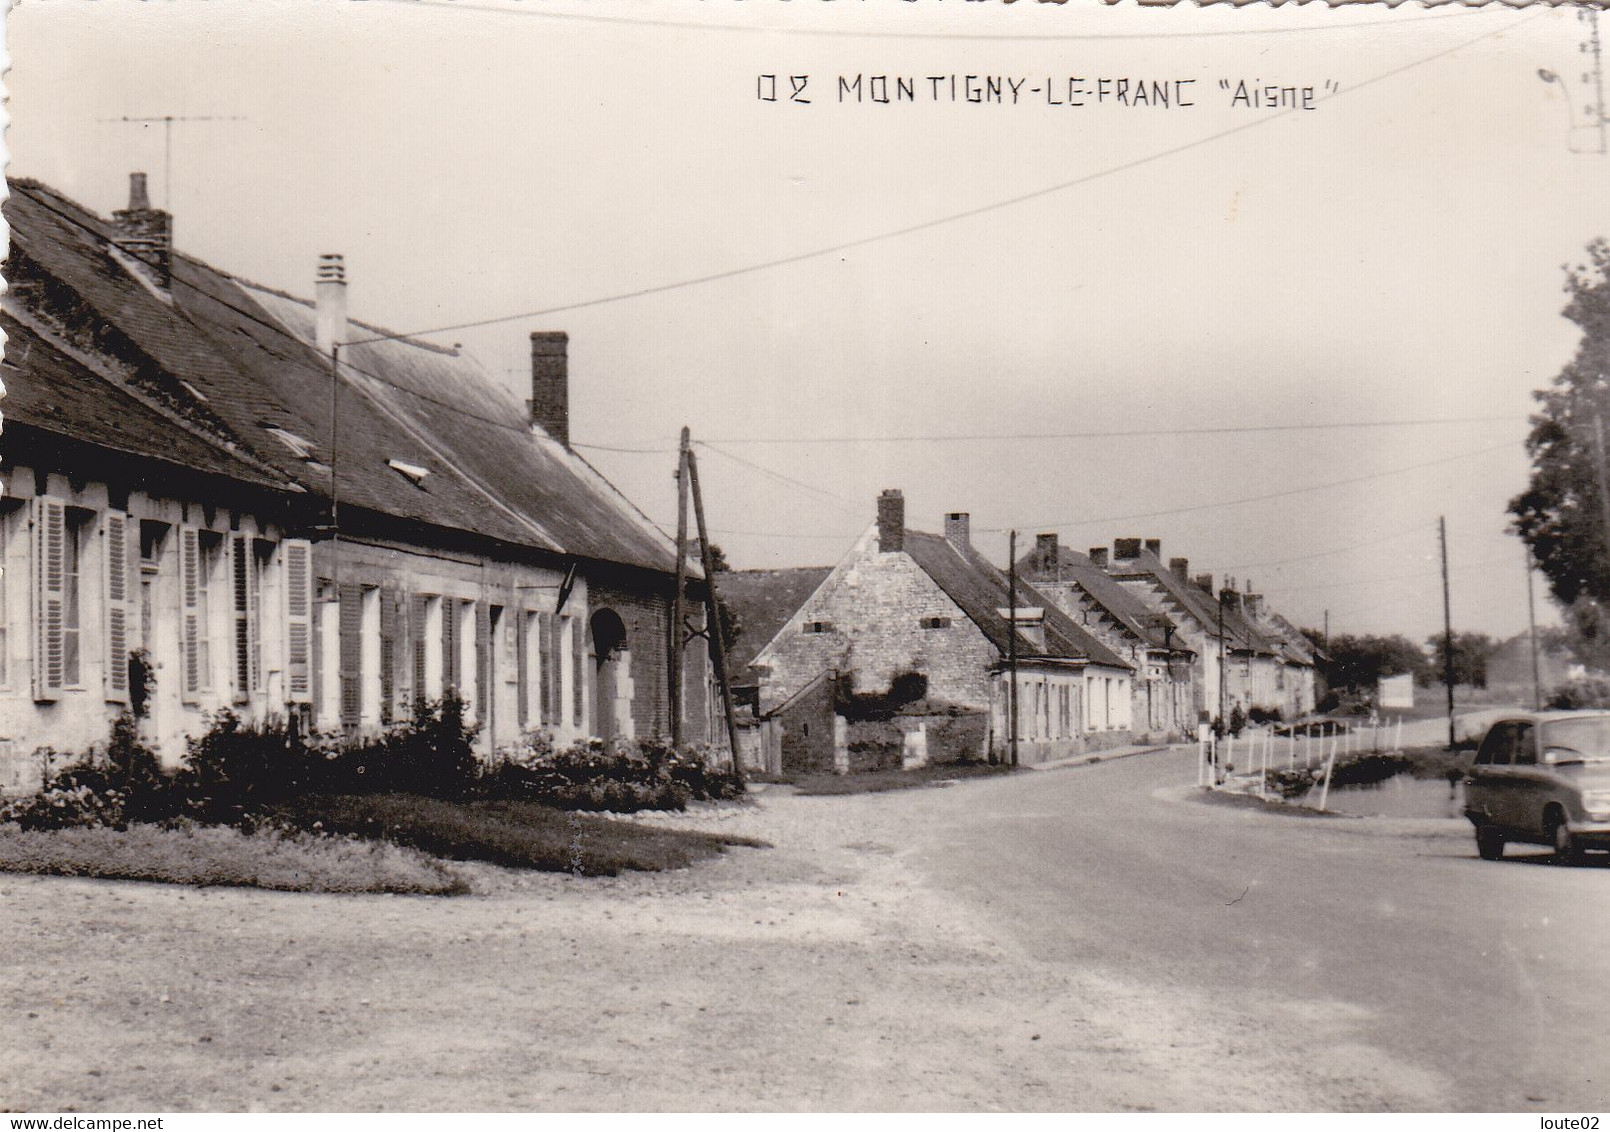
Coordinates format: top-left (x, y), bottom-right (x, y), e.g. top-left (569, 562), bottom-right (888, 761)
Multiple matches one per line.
top-left (1195, 573), bottom-right (1214, 594)
top-left (1144, 538), bottom-right (1162, 559)
top-left (111, 172), bottom-right (172, 286)
top-left (1246, 594), bottom-right (1266, 619)
top-left (945, 512), bottom-right (971, 554)
top-left (1088, 546), bottom-right (1109, 569)
top-left (1031, 531), bottom-right (1056, 570)
top-left (1114, 538), bottom-right (1142, 561)
top-left (1170, 557), bottom-right (1190, 582)
top-left (877, 490), bottom-right (905, 554)
top-left (529, 331), bottom-right (570, 447)
top-left (315, 254), bottom-right (348, 356)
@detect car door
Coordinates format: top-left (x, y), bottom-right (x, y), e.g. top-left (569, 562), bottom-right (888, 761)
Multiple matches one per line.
top-left (1499, 721), bottom-right (1545, 836)
top-left (1466, 721), bottom-right (1515, 827)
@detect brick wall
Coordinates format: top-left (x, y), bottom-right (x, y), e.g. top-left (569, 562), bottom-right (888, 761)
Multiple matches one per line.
top-left (754, 533), bottom-right (1000, 715)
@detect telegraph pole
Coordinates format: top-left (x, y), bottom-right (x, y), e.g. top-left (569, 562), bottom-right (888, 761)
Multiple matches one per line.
top-left (684, 443), bottom-right (744, 777)
top-left (1440, 516), bottom-right (1456, 750)
top-left (669, 428), bottom-right (690, 747)
top-left (1007, 530), bottom-right (1020, 769)
top-left (1525, 543), bottom-right (1543, 711)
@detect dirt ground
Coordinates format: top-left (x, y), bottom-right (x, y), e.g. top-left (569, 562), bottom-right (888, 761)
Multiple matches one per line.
top-left (0, 781), bottom-right (1431, 1112)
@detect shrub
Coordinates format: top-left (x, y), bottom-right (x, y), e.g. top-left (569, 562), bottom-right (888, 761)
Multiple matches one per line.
top-left (482, 734), bottom-right (743, 812)
top-left (1248, 707), bottom-right (1284, 725)
top-left (175, 710), bottom-right (321, 825)
top-left (833, 670), bottom-right (929, 723)
top-left (320, 692), bottom-right (480, 798)
top-left (1548, 674), bottom-right (1610, 709)
top-left (1, 714), bottom-right (174, 831)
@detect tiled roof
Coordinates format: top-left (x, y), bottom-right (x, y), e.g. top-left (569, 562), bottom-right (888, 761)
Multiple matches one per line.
top-left (714, 567), bottom-right (834, 672)
top-left (903, 531), bottom-right (1131, 670)
top-left (0, 311), bottom-right (293, 492)
top-left (3, 179), bottom-right (682, 576)
top-left (1019, 545), bottom-right (1190, 653)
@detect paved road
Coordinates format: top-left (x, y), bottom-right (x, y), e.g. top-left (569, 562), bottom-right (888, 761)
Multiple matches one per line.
top-left (894, 746), bottom-right (1609, 1111)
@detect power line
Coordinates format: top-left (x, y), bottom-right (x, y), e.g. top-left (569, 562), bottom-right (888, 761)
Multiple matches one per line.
top-left (699, 415), bottom-right (1524, 447)
top-left (695, 441), bottom-right (866, 514)
top-left (334, 11), bottom-right (1541, 347)
top-left (1214, 520), bottom-right (1437, 572)
top-left (372, 0), bottom-right (1488, 41)
top-left (980, 442), bottom-right (1516, 533)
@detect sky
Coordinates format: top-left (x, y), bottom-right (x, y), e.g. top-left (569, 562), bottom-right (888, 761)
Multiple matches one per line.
top-left (6, 0), bottom-right (1610, 648)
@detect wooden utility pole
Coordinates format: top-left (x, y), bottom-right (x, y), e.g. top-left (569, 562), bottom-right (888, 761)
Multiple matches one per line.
top-left (669, 428), bottom-right (690, 747)
top-left (684, 443), bottom-right (744, 777)
top-left (1594, 409), bottom-right (1610, 553)
top-left (1007, 530), bottom-right (1020, 769)
top-left (1440, 516), bottom-right (1456, 750)
top-left (1525, 543), bottom-right (1543, 711)
top-left (1217, 585), bottom-right (1228, 734)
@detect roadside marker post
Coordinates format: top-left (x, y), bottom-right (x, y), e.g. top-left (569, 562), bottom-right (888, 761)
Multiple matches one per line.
top-left (1318, 740), bottom-right (1339, 812)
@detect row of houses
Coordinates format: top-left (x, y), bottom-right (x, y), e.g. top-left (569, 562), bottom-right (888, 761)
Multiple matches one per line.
top-left (717, 496), bottom-right (1319, 770)
top-left (0, 170), bottom-right (1318, 786)
top-left (0, 173), bottom-right (721, 790)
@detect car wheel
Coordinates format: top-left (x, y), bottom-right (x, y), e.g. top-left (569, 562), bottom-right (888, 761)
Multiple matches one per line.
top-left (1548, 811), bottom-right (1583, 866)
top-left (1476, 824), bottom-right (1505, 861)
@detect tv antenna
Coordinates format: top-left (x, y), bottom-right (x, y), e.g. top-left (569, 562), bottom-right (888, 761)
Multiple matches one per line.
top-left (96, 114), bottom-right (249, 207)
top-left (1538, 8), bottom-right (1606, 155)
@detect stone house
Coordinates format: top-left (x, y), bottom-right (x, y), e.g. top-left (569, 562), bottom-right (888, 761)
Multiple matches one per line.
top-left (0, 174), bottom-right (716, 785)
top-left (1101, 541), bottom-right (1316, 724)
top-left (744, 491), bottom-right (1135, 765)
top-left (1016, 534), bottom-right (1196, 742)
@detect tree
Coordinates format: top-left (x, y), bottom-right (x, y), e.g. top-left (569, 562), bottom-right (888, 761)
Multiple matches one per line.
top-left (1511, 239), bottom-right (1610, 668)
top-left (1302, 630), bottom-right (1431, 693)
top-left (1425, 631), bottom-right (1497, 689)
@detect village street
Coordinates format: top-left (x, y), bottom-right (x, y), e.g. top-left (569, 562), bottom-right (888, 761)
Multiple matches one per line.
top-left (3, 748), bottom-right (1607, 1113)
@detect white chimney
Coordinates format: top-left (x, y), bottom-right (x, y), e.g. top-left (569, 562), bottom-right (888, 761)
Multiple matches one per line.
top-left (315, 254), bottom-right (348, 356)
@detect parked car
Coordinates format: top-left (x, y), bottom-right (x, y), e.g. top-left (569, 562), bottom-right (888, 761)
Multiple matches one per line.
top-left (1464, 711), bottom-right (1610, 864)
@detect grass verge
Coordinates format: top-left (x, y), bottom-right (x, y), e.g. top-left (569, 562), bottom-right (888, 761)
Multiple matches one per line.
top-left (791, 761), bottom-right (1018, 796)
top-left (0, 822), bottom-right (467, 894)
top-left (272, 793), bottom-right (768, 876)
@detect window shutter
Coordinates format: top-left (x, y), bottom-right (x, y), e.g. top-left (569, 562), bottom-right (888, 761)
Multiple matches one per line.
top-left (474, 603), bottom-right (489, 726)
top-left (339, 583), bottom-right (361, 728)
top-left (283, 539), bottom-right (313, 703)
top-left (442, 600), bottom-right (458, 694)
top-left (103, 511), bottom-right (132, 703)
top-left (516, 611), bottom-right (529, 730)
top-left (380, 589), bottom-right (398, 725)
top-left (232, 535), bottom-right (251, 701)
top-left (411, 595), bottom-right (428, 707)
top-left (32, 497), bottom-right (66, 702)
top-left (539, 612), bottom-right (555, 725)
top-left (247, 542), bottom-right (262, 693)
top-left (573, 615), bottom-right (587, 731)
top-left (180, 526), bottom-right (201, 704)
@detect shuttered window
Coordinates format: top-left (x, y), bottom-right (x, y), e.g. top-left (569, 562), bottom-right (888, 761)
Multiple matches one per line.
top-left (572, 615), bottom-right (586, 730)
top-left (32, 497), bottom-right (66, 701)
top-left (283, 540), bottom-right (313, 703)
top-left (104, 512), bottom-right (133, 703)
top-left (380, 590), bottom-right (398, 725)
top-left (520, 610), bottom-right (541, 729)
top-left (442, 597), bottom-right (458, 696)
top-left (179, 527), bottom-right (202, 703)
top-left (339, 582), bottom-right (362, 729)
top-left (230, 535), bottom-right (262, 702)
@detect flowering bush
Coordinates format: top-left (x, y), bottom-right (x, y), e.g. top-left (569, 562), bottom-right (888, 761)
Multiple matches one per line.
top-left (481, 734), bottom-right (744, 812)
